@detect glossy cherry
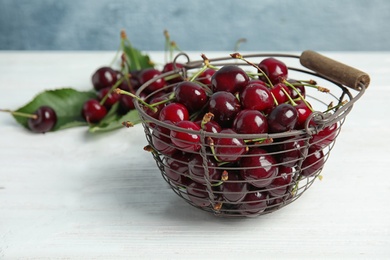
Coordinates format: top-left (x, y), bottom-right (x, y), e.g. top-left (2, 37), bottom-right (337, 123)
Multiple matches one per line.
top-left (239, 82), bottom-right (274, 112)
top-left (164, 151), bottom-right (191, 186)
top-left (208, 91), bottom-right (241, 127)
top-left (27, 106), bottom-right (57, 133)
top-left (211, 65), bottom-right (249, 93)
top-left (278, 138), bottom-right (306, 167)
top-left (97, 87), bottom-right (120, 110)
top-left (170, 120), bottom-right (201, 152)
top-left (240, 148), bottom-right (279, 188)
top-left (239, 190), bottom-right (269, 215)
top-left (186, 181), bottom-right (211, 207)
top-left (158, 102), bottom-right (189, 123)
top-left (267, 166), bottom-right (293, 197)
top-left (213, 129), bottom-right (247, 163)
top-left (188, 154), bottom-right (221, 185)
top-left (196, 68), bottom-right (216, 86)
top-left (221, 170), bottom-right (248, 203)
top-left (174, 81), bottom-right (208, 112)
top-left (267, 103), bottom-right (298, 133)
top-left (92, 66), bottom-right (118, 91)
top-left (258, 57), bottom-right (288, 85)
top-left (138, 68), bottom-right (166, 93)
top-left (301, 147), bottom-right (325, 177)
top-left (287, 79), bottom-right (306, 99)
top-left (152, 121), bottom-right (177, 155)
top-left (82, 99), bottom-right (107, 124)
top-left (295, 100), bottom-right (313, 129)
top-left (233, 109), bottom-right (268, 134)
top-left (162, 62), bottom-right (184, 84)
top-left (271, 83), bottom-right (292, 104)
top-left (309, 122), bottom-right (338, 149)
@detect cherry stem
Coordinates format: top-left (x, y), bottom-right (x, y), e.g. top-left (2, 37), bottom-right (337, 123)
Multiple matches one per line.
top-left (244, 137), bottom-right (273, 144)
top-left (283, 80), bottom-right (314, 111)
top-left (207, 137), bottom-right (223, 163)
top-left (201, 112), bottom-right (214, 129)
top-left (230, 53), bottom-right (274, 88)
top-left (281, 87), bottom-right (298, 106)
top-left (0, 109), bottom-right (38, 119)
top-left (323, 99), bottom-right (347, 113)
top-left (115, 88), bottom-right (157, 113)
top-left (188, 54), bottom-right (214, 82)
top-left (234, 38), bottom-right (247, 52)
top-left (100, 76), bottom-right (125, 106)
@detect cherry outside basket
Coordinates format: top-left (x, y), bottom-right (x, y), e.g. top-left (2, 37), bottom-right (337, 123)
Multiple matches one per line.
top-left (133, 50), bottom-right (370, 217)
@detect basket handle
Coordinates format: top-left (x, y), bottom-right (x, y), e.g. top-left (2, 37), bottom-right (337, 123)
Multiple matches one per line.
top-left (300, 50), bottom-right (370, 91)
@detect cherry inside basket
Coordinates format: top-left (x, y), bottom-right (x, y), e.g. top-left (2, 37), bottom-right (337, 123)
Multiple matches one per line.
top-left (133, 51), bottom-right (369, 217)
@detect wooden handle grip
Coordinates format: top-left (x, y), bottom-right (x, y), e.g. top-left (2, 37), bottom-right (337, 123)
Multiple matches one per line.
top-left (300, 50), bottom-right (370, 90)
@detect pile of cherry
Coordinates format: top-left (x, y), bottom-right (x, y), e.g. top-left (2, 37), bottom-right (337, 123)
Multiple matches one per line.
top-left (133, 54), bottom-right (340, 217)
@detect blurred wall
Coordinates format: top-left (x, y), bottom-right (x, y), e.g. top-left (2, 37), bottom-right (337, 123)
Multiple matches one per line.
top-left (0, 0), bottom-right (389, 51)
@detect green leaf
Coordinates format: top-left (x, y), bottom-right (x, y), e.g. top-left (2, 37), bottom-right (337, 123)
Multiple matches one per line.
top-left (122, 38), bottom-right (154, 71)
top-left (13, 88), bottom-right (97, 131)
top-left (88, 109), bottom-right (141, 133)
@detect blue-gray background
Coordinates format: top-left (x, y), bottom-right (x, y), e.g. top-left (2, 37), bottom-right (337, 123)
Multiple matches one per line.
top-left (0, 0), bottom-right (389, 51)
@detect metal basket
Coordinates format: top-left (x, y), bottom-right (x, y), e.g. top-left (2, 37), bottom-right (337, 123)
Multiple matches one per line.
top-left (134, 50), bottom-right (370, 217)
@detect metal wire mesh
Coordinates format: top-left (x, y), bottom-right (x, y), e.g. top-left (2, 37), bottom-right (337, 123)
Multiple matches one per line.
top-left (134, 52), bottom-right (366, 217)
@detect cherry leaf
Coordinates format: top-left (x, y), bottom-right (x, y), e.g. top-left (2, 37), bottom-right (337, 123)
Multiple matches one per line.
top-left (13, 88), bottom-right (97, 131)
top-left (88, 109), bottom-right (140, 133)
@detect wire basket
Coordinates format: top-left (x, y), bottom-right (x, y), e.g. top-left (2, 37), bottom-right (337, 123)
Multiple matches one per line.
top-left (134, 50), bottom-right (370, 217)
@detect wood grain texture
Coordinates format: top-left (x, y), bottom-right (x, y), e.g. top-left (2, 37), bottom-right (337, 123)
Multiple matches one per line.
top-left (0, 51), bottom-right (389, 259)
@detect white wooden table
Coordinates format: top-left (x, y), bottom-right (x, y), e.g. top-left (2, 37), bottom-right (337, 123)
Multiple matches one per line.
top-left (0, 51), bottom-right (389, 259)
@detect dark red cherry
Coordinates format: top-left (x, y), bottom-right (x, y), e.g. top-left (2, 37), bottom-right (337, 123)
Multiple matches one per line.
top-left (82, 99), bottom-right (107, 124)
top-left (240, 148), bottom-right (279, 188)
top-left (239, 190), bottom-right (269, 215)
top-left (233, 109), bottom-right (268, 134)
top-left (271, 83), bottom-right (291, 104)
top-left (213, 129), bottom-right (247, 163)
top-left (295, 100), bottom-right (313, 129)
top-left (211, 65), bottom-right (249, 93)
top-left (158, 102), bottom-right (189, 123)
top-left (278, 138), bottom-right (306, 167)
top-left (267, 103), bottom-right (298, 133)
top-left (138, 68), bottom-right (166, 93)
top-left (97, 87), bottom-right (120, 110)
top-left (301, 148), bottom-right (325, 177)
top-left (164, 151), bottom-right (191, 186)
top-left (170, 120), bottom-right (201, 152)
top-left (258, 58), bottom-right (288, 85)
top-left (174, 81), bottom-right (208, 112)
top-left (195, 119), bottom-right (222, 134)
top-left (267, 166), bottom-right (293, 197)
top-left (188, 154), bottom-right (221, 185)
top-left (287, 79), bottom-right (306, 99)
top-left (92, 66), bottom-right (118, 91)
top-left (162, 62), bottom-right (184, 84)
top-left (197, 68), bottom-right (216, 86)
top-left (187, 181), bottom-right (211, 207)
top-left (208, 91), bottom-right (241, 127)
top-left (309, 123), bottom-right (338, 149)
top-left (144, 95), bottom-right (169, 119)
top-left (221, 170), bottom-right (248, 203)
top-left (27, 106), bottom-right (57, 133)
top-left (152, 121), bottom-right (177, 155)
top-left (239, 82), bottom-right (274, 112)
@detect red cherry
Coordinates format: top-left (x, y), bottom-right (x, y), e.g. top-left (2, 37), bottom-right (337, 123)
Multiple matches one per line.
top-left (258, 58), bottom-right (288, 85)
top-left (138, 68), bottom-right (166, 93)
top-left (174, 81), bottom-right (208, 112)
top-left (211, 65), bottom-right (249, 93)
top-left (170, 120), bottom-right (201, 153)
top-left (91, 66), bottom-right (118, 91)
top-left (239, 82), bottom-right (274, 112)
top-left (240, 148), bottom-right (279, 188)
top-left (213, 129), bottom-right (246, 163)
top-left (233, 109), bottom-right (268, 134)
top-left (158, 102), bottom-right (189, 123)
top-left (82, 99), bottom-right (107, 124)
top-left (97, 87), bottom-right (120, 110)
top-left (301, 148), bottom-right (325, 177)
top-left (27, 106), bottom-right (57, 133)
